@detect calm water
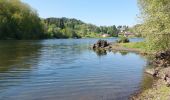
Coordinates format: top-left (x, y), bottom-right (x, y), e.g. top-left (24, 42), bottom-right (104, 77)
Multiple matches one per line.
top-left (0, 38), bottom-right (149, 100)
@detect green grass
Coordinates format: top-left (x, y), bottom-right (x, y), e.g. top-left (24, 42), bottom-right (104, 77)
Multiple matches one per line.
top-left (120, 42), bottom-right (146, 50)
top-left (138, 84), bottom-right (170, 100)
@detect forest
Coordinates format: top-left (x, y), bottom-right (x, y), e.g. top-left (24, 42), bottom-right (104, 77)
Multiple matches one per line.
top-left (43, 17), bottom-right (120, 38)
top-left (0, 0), bottom-right (124, 40)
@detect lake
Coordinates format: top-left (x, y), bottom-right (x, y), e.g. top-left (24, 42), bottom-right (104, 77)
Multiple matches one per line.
top-left (0, 38), bottom-right (151, 100)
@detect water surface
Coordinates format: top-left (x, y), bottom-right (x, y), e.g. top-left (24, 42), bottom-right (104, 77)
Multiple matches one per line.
top-left (0, 38), bottom-right (148, 100)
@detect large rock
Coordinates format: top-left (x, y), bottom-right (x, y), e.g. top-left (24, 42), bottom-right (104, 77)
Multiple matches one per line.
top-left (93, 40), bottom-right (109, 49)
top-left (145, 68), bottom-right (159, 77)
top-left (153, 50), bottom-right (170, 67)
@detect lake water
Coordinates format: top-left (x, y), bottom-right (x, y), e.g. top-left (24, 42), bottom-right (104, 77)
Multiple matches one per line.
top-left (0, 38), bottom-right (150, 100)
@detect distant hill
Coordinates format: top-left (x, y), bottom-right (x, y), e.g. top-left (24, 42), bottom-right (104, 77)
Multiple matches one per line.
top-left (43, 17), bottom-right (119, 38)
top-left (0, 0), bottom-right (129, 40)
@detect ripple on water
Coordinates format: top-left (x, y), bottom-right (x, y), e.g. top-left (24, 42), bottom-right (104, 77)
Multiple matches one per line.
top-left (0, 38), bottom-right (146, 100)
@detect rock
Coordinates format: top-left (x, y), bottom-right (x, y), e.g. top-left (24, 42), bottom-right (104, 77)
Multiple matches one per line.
top-left (92, 40), bottom-right (109, 49)
top-left (153, 70), bottom-right (159, 77)
top-left (153, 50), bottom-right (170, 68)
top-left (145, 69), bottom-right (159, 77)
top-left (145, 69), bottom-right (154, 75)
top-left (164, 70), bottom-right (170, 86)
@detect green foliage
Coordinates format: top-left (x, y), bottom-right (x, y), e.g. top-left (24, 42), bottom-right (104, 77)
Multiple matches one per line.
top-left (128, 24), bottom-right (143, 37)
top-left (120, 42), bottom-right (147, 51)
top-left (117, 36), bottom-right (130, 43)
top-left (138, 0), bottom-right (170, 51)
top-left (0, 0), bottom-right (124, 39)
top-left (0, 0), bottom-right (45, 39)
top-left (137, 84), bottom-right (170, 100)
top-left (107, 25), bottom-right (118, 37)
top-left (117, 25), bottom-right (129, 32)
top-left (146, 34), bottom-right (170, 51)
top-left (44, 17), bottom-right (119, 38)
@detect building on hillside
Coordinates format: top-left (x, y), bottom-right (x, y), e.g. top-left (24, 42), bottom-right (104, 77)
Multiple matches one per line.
top-left (120, 27), bottom-right (126, 33)
top-left (124, 32), bottom-right (134, 37)
top-left (102, 34), bottom-right (110, 38)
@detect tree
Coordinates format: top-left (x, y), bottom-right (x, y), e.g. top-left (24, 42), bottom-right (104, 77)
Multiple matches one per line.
top-left (138, 0), bottom-right (170, 51)
top-left (128, 24), bottom-right (142, 37)
top-left (0, 0), bottom-right (120, 39)
top-left (44, 17), bottom-right (119, 38)
top-left (0, 0), bottom-right (45, 39)
top-left (111, 25), bottom-right (118, 36)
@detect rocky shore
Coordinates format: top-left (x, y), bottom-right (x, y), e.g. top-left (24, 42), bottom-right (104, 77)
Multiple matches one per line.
top-left (145, 50), bottom-right (170, 85)
top-left (131, 50), bottom-right (170, 100)
top-left (91, 40), bottom-right (170, 100)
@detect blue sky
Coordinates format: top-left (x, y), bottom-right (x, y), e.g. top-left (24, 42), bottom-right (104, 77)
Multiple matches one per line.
top-left (22, 0), bottom-right (139, 26)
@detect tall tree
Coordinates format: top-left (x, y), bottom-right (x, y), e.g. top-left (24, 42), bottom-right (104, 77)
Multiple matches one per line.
top-left (138, 0), bottom-right (170, 51)
top-left (0, 0), bottom-right (44, 39)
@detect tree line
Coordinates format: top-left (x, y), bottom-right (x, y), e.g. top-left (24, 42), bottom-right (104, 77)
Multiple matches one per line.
top-left (0, 0), bottom-right (128, 40)
top-left (43, 17), bottom-right (120, 38)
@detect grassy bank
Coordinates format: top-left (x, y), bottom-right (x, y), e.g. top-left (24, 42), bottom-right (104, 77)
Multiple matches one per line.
top-left (111, 42), bottom-right (150, 54)
top-left (120, 42), bottom-right (146, 51)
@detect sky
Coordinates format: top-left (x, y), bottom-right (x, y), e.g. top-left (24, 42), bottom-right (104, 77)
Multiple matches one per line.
top-left (22, 0), bottom-right (139, 26)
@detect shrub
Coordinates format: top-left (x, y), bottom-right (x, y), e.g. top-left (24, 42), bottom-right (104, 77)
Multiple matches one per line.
top-left (117, 37), bottom-right (130, 43)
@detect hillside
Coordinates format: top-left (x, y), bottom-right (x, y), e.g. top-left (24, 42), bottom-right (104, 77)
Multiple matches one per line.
top-left (43, 17), bottom-right (119, 38)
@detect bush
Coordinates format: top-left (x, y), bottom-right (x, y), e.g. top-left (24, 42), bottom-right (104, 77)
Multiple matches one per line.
top-left (117, 37), bottom-right (130, 43)
top-left (146, 34), bottom-right (170, 51)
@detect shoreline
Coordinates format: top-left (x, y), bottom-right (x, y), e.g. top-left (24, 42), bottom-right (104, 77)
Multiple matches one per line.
top-left (110, 43), bottom-right (147, 55)
top-left (91, 42), bottom-right (170, 100)
top-left (111, 44), bottom-right (170, 100)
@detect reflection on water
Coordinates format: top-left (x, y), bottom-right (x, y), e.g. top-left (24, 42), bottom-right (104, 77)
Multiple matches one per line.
top-left (93, 49), bottom-right (107, 56)
top-left (93, 49), bottom-right (130, 57)
top-left (119, 51), bottom-right (129, 56)
top-left (140, 73), bottom-right (154, 91)
top-left (0, 41), bottom-right (42, 71)
top-left (0, 41), bottom-right (42, 91)
top-left (0, 38), bottom-right (149, 100)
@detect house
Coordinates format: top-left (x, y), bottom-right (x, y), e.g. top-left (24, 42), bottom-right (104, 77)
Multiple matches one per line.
top-left (124, 32), bottom-right (134, 37)
top-left (102, 34), bottom-right (110, 38)
top-left (120, 27), bottom-right (126, 33)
